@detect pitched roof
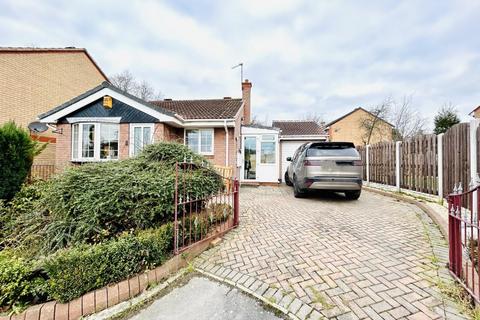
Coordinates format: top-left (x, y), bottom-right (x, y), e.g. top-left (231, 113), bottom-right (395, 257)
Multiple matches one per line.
top-left (150, 98), bottom-right (243, 119)
top-left (38, 81), bottom-right (176, 120)
top-left (0, 47), bottom-right (108, 80)
top-left (325, 107), bottom-right (394, 127)
top-left (271, 120), bottom-right (326, 136)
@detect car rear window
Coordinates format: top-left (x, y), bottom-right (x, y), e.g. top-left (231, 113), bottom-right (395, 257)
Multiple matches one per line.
top-left (307, 144), bottom-right (359, 157)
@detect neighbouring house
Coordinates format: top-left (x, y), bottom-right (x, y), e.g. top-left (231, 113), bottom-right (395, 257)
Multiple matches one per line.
top-left (271, 120), bottom-right (328, 182)
top-left (470, 106), bottom-right (480, 118)
top-left (37, 80), bottom-right (260, 181)
top-left (326, 107), bottom-right (394, 146)
top-left (0, 47), bottom-right (108, 166)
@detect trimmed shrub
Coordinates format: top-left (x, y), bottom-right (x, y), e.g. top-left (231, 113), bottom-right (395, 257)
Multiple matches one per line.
top-left (138, 142), bottom-right (205, 165)
top-left (0, 122), bottom-right (45, 200)
top-left (43, 223), bottom-right (173, 302)
top-left (0, 251), bottom-right (49, 311)
top-left (2, 143), bottom-right (223, 255)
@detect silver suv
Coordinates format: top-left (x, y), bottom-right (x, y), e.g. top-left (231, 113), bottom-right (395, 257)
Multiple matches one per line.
top-left (285, 142), bottom-right (363, 199)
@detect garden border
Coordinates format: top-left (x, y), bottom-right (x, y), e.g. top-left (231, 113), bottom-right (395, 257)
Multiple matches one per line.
top-left (0, 221), bottom-right (232, 320)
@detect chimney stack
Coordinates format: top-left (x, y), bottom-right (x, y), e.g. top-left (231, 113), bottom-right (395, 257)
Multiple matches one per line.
top-left (242, 79), bottom-right (252, 124)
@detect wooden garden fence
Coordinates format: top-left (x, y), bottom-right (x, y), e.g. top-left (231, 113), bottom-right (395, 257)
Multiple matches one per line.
top-left (357, 121), bottom-right (478, 199)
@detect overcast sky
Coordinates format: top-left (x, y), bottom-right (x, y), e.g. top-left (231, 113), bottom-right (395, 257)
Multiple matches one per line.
top-left (2, 0), bottom-right (480, 129)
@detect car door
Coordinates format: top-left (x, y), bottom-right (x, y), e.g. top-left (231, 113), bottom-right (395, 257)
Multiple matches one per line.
top-left (288, 143), bottom-right (307, 180)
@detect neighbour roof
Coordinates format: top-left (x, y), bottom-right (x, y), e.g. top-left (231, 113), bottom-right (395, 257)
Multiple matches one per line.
top-left (150, 98), bottom-right (243, 120)
top-left (38, 81), bottom-right (176, 120)
top-left (0, 47), bottom-right (108, 81)
top-left (243, 124), bottom-right (280, 131)
top-left (271, 120), bottom-right (326, 136)
top-left (325, 107), bottom-right (394, 128)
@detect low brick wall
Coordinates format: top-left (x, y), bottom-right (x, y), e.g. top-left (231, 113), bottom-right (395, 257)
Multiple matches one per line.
top-left (0, 228), bottom-right (223, 320)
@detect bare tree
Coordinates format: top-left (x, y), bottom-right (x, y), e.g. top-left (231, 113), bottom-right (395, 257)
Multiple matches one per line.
top-left (302, 111), bottom-right (325, 125)
top-left (390, 95), bottom-right (426, 140)
top-left (110, 70), bottom-right (163, 101)
top-left (360, 98), bottom-right (393, 145)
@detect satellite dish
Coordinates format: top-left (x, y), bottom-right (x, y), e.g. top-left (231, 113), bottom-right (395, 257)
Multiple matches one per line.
top-left (28, 121), bottom-right (48, 133)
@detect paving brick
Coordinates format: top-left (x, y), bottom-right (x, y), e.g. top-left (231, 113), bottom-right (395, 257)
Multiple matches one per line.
top-left (54, 303), bottom-right (69, 320)
top-left (68, 297), bottom-right (82, 320)
top-left (107, 284), bottom-right (119, 307)
top-left (118, 279), bottom-right (130, 302)
top-left (194, 186), bottom-right (466, 320)
top-left (39, 301), bottom-right (55, 320)
top-left (129, 276), bottom-right (140, 297)
top-left (81, 291), bottom-right (95, 316)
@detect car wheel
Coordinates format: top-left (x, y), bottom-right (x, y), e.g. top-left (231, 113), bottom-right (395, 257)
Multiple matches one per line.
top-left (293, 176), bottom-right (307, 198)
top-left (345, 190), bottom-right (361, 200)
top-left (285, 171), bottom-right (293, 186)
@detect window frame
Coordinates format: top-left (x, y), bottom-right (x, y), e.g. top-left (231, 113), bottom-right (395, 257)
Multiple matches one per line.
top-left (260, 134), bottom-right (276, 164)
top-left (129, 123), bottom-right (155, 157)
top-left (71, 122), bottom-right (120, 162)
top-left (184, 128), bottom-right (214, 155)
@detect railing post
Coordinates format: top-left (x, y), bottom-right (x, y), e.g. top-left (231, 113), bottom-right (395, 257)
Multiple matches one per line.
top-left (438, 133), bottom-right (444, 200)
top-left (470, 119), bottom-right (479, 215)
top-left (395, 141), bottom-right (401, 192)
top-left (174, 162), bottom-right (179, 255)
top-left (366, 145), bottom-right (370, 185)
top-left (233, 179), bottom-right (240, 227)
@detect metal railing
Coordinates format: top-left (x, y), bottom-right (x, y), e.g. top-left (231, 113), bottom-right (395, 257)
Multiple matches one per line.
top-left (29, 164), bottom-right (56, 181)
top-left (173, 161), bottom-right (239, 254)
top-left (448, 182), bottom-right (480, 303)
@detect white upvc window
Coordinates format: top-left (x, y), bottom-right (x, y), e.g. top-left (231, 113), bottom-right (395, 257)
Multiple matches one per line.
top-left (260, 134), bottom-right (276, 164)
top-left (71, 123), bottom-right (119, 161)
top-left (130, 123), bottom-right (155, 157)
top-left (185, 128), bottom-right (214, 155)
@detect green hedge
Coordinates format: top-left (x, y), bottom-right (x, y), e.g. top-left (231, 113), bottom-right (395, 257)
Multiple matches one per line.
top-left (0, 121), bottom-right (45, 200)
top-left (0, 251), bottom-right (49, 310)
top-left (44, 223), bottom-right (173, 302)
top-left (1, 142), bottom-right (222, 255)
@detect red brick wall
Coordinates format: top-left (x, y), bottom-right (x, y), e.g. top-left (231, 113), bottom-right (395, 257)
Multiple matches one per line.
top-left (119, 123), bottom-right (129, 159)
top-left (55, 124), bottom-right (71, 172)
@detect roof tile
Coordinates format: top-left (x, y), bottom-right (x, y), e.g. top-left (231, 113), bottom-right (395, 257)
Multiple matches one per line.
top-left (272, 120), bottom-right (326, 136)
top-left (151, 98), bottom-right (243, 120)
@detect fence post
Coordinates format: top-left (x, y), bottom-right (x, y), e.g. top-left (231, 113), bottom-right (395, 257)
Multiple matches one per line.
top-left (438, 133), bottom-right (444, 200)
top-left (395, 141), bottom-right (401, 192)
top-left (366, 145), bottom-right (370, 185)
top-left (470, 119), bottom-right (479, 215)
top-left (233, 179), bottom-right (240, 227)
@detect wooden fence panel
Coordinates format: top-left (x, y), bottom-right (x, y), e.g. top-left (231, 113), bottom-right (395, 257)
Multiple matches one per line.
top-left (368, 142), bottom-right (396, 186)
top-left (29, 164), bottom-right (56, 181)
top-left (357, 146), bottom-right (367, 179)
top-left (443, 122), bottom-right (470, 196)
top-left (400, 134), bottom-right (437, 195)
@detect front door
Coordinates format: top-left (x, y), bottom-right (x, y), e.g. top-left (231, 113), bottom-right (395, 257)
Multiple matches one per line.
top-left (243, 136), bottom-right (257, 180)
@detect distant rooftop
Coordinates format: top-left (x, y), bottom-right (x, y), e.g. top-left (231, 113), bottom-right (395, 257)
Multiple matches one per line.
top-left (272, 120), bottom-right (326, 136)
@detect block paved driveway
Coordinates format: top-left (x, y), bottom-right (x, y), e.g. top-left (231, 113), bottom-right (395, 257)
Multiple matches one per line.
top-left (195, 186), bottom-right (467, 320)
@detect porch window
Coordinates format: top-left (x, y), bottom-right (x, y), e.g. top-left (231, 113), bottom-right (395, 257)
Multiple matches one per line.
top-left (185, 129), bottom-right (214, 155)
top-left (71, 123), bottom-right (119, 161)
top-left (130, 124), bottom-right (154, 156)
top-left (260, 135), bottom-right (276, 164)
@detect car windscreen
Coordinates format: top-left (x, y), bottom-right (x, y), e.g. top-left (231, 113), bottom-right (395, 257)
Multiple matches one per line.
top-left (307, 145), bottom-right (359, 157)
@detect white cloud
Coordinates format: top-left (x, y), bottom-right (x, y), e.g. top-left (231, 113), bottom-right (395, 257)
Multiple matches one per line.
top-left (0, 0), bottom-right (480, 130)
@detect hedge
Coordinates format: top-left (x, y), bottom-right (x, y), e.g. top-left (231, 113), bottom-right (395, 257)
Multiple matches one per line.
top-left (43, 223), bottom-right (173, 302)
top-left (0, 251), bottom-right (49, 311)
top-left (1, 143), bottom-right (223, 256)
top-left (0, 122), bottom-right (45, 200)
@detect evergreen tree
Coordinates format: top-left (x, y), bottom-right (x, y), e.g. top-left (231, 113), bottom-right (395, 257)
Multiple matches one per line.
top-left (433, 104), bottom-right (460, 135)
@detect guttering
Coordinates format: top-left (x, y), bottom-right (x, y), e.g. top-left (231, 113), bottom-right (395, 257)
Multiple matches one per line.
top-left (279, 135), bottom-right (329, 141)
top-left (224, 119), bottom-right (229, 166)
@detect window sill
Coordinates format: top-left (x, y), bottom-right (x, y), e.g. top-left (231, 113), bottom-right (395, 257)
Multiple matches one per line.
top-left (71, 159), bottom-right (119, 163)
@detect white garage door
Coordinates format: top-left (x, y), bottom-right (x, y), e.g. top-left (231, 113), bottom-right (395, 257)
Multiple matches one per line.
top-left (280, 140), bottom-right (309, 182)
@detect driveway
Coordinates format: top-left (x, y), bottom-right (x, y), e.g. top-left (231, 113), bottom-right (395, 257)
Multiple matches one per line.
top-left (195, 186), bottom-right (466, 319)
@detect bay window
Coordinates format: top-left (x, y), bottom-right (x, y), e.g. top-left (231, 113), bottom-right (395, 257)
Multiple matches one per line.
top-left (185, 129), bottom-right (214, 155)
top-left (72, 123), bottom-right (119, 161)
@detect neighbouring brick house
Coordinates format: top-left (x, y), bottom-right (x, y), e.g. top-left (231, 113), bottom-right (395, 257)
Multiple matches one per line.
top-left (38, 80), bottom-right (254, 179)
top-left (0, 47), bottom-right (108, 165)
top-left (326, 107), bottom-right (394, 146)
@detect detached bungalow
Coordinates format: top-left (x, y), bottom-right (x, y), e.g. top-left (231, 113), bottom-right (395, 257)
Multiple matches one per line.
top-left (37, 79), bottom-right (282, 183)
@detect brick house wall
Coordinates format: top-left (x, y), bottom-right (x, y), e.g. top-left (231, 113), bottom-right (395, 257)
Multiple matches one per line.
top-left (329, 108), bottom-right (393, 146)
top-left (0, 49), bottom-right (107, 165)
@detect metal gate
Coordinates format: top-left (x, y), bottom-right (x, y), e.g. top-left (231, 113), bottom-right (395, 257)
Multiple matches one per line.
top-left (448, 183), bottom-right (480, 303)
top-left (173, 161), bottom-right (239, 254)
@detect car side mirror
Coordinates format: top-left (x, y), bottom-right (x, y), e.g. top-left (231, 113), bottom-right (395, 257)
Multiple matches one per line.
top-left (286, 157), bottom-right (292, 162)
